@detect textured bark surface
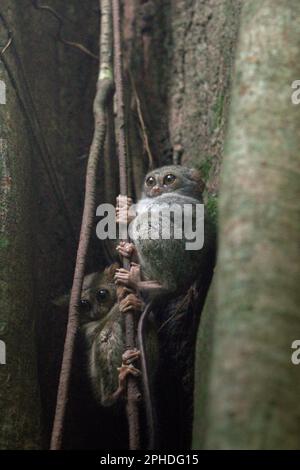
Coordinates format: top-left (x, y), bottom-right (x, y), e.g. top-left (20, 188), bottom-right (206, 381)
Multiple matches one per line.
top-left (194, 0), bottom-right (300, 450)
top-left (123, 0), bottom-right (241, 204)
top-left (0, 0), bottom-right (103, 448)
top-left (0, 4), bottom-right (42, 449)
top-left (0, 81), bottom-right (42, 449)
top-left (193, 277), bottom-right (217, 448)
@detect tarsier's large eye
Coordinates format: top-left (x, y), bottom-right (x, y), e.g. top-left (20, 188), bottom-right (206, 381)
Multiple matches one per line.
top-left (96, 289), bottom-right (109, 303)
top-left (79, 299), bottom-right (91, 313)
top-left (146, 176), bottom-right (156, 187)
top-left (164, 174), bottom-right (176, 185)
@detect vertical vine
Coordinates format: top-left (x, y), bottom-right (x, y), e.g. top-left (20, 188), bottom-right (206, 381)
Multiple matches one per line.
top-left (50, 0), bottom-right (114, 450)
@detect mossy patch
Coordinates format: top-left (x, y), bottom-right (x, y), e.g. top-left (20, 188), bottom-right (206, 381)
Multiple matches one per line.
top-left (197, 157), bottom-right (213, 183)
top-left (0, 236), bottom-right (9, 250)
top-left (206, 194), bottom-right (218, 225)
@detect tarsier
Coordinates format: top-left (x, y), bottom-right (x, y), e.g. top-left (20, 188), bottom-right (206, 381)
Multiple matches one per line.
top-left (78, 264), bottom-right (144, 407)
top-left (55, 265), bottom-right (144, 407)
top-left (115, 165), bottom-right (216, 448)
top-left (115, 165), bottom-right (213, 298)
top-left (78, 265), bottom-right (158, 449)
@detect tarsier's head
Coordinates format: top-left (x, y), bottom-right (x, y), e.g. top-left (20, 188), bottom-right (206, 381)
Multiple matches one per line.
top-left (142, 165), bottom-right (205, 200)
top-left (79, 263), bottom-right (119, 324)
top-left (53, 264), bottom-right (119, 324)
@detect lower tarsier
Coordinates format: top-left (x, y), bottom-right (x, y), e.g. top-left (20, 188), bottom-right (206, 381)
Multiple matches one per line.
top-left (57, 165), bottom-right (216, 449)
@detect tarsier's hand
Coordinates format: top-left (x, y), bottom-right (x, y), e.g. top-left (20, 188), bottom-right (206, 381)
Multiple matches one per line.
top-left (114, 262), bottom-right (142, 290)
top-left (116, 195), bottom-right (134, 225)
top-left (118, 349), bottom-right (141, 385)
top-left (116, 241), bottom-right (137, 260)
top-left (119, 292), bottom-right (145, 314)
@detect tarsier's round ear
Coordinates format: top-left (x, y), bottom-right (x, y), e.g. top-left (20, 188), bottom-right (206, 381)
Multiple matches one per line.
top-left (188, 168), bottom-right (205, 193)
top-left (105, 262), bottom-right (120, 282)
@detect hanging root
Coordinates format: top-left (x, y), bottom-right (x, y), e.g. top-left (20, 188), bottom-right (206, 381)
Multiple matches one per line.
top-left (50, 0), bottom-right (114, 450)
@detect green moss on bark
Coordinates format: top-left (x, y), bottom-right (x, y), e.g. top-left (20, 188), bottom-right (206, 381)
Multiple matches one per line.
top-left (194, 0), bottom-right (300, 450)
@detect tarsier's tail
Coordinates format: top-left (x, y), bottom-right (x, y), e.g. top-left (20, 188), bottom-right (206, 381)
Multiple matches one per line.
top-left (137, 302), bottom-right (157, 450)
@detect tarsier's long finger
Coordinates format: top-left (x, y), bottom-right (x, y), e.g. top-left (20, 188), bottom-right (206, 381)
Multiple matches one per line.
top-left (114, 274), bottom-right (129, 281)
top-left (117, 194), bottom-right (132, 202)
top-left (121, 304), bottom-right (133, 313)
top-left (116, 286), bottom-right (133, 301)
top-left (128, 366), bottom-right (141, 377)
top-left (116, 246), bottom-right (131, 258)
top-left (117, 242), bottom-right (134, 251)
top-left (116, 268), bottom-right (129, 275)
top-left (115, 279), bottom-right (128, 287)
top-left (114, 271), bottom-right (128, 278)
top-left (122, 349), bottom-right (141, 363)
top-left (120, 302), bottom-right (140, 313)
top-left (120, 295), bottom-right (144, 313)
top-left (118, 364), bottom-right (141, 378)
top-left (115, 275), bottom-right (130, 283)
top-left (116, 209), bottom-right (129, 217)
top-left (116, 195), bottom-right (132, 208)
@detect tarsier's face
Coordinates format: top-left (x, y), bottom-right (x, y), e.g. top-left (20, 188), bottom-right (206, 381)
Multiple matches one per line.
top-left (143, 165), bottom-right (204, 199)
top-left (79, 264), bottom-right (118, 324)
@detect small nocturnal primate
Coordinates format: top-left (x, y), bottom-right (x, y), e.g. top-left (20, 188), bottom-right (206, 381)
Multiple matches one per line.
top-left (115, 165), bottom-right (213, 299)
top-left (79, 264), bottom-right (145, 407)
top-left (54, 264), bottom-right (144, 407)
top-left (115, 165), bottom-right (216, 449)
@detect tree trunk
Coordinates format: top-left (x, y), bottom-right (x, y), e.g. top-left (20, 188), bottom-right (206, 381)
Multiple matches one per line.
top-left (123, 0), bottom-right (241, 198)
top-left (0, 12), bottom-right (42, 450)
top-left (194, 0), bottom-right (300, 450)
top-left (0, 0), bottom-right (101, 448)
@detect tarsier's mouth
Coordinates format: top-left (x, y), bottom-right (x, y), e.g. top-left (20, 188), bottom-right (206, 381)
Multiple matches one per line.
top-left (150, 188), bottom-right (163, 196)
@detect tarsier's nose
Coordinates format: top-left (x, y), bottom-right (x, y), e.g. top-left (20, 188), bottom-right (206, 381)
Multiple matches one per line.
top-left (152, 186), bottom-right (162, 195)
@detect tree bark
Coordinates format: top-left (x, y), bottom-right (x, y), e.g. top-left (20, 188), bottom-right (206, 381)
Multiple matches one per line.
top-left (0, 0), bottom-right (101, 448)
top-left (0, 15), bottom-right (42, 450)
top-left (122, 0), bottom-right (241, 199)
top-left (194, 0), bottom-right (300, 450)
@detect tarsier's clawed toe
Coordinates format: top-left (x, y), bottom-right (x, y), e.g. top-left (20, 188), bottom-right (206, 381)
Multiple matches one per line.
top-left (114, 263), bottom-right (142, 290)
top-left (110, 365), bottom-right (139, 402)
top-left (117, 363), bottom-right (141, 392)
top-left (122, 348), bottom-right (141, 364)
top-left (116, 195), bottom-right (133, 207)
top-left (114, 268), bottom-right (130, 286)
top-left (115, 211), bottom-right (128, 225)
top-left (116, 241), bottom-right (136, 259)
top-left (116, 195), bottom-right (134, 224)
top-left (119, 293), bottom-right (144, 314)
top-left (118, 348), bottom-right (141, 385)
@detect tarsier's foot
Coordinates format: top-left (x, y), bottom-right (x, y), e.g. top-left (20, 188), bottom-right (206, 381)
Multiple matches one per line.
top-left (108, 349), bottom-right (141, 403)
top-left (116, 364), bottom-right (141, 394)
top-left (116, 241), bottom-right (137, 259)
top-left (116, 195), bottom-right (134, 224)
top-left (114, 263), bottom-right (142, 290)
top-left (119, 292), bottom-right (144, 314)
top-left (112, 350), bottom-right (141, 400)
top-left (122, 348), bottom-right (141, 365)
top-left (116, 285), bottom-right (132, 302)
